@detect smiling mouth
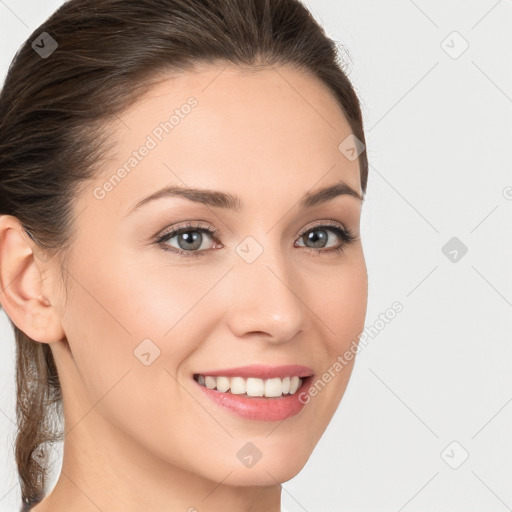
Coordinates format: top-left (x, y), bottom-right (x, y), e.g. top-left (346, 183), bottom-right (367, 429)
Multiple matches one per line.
top-left (193, 373), bottom-right (311, 398)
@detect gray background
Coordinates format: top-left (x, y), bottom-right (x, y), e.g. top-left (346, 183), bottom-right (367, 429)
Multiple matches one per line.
top-left (1, 1), bottom-right (511, 510)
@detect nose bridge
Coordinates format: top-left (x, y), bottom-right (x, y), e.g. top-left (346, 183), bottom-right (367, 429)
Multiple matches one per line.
top-left (225, 234), bottom-right (306, 342)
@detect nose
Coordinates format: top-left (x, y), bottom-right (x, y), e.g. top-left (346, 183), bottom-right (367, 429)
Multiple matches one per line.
top-left (223, 243), bottom-right (307, 344)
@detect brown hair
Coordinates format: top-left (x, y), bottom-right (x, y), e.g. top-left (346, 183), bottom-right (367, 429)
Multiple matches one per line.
top-left (0, 0), bottom-right (367, 508)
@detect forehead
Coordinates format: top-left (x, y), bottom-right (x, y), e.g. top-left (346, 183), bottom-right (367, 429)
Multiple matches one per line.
top-left (85, 63), bottom-right (362, 216)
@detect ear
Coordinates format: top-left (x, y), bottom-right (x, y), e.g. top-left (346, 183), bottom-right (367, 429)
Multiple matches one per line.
top-left (0, 215), bottom-right (66, 344)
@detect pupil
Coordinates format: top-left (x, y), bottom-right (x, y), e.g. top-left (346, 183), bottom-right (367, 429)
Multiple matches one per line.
top-left (307, 230), bottom-right (327, 248)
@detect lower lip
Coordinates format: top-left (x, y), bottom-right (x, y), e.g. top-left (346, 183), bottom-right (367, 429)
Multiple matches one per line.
top-left (194, 376), bottom-right (314, 422)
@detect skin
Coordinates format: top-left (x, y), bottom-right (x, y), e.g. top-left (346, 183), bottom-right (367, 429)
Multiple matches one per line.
top-left (0, 63), bottom-right (367, 512)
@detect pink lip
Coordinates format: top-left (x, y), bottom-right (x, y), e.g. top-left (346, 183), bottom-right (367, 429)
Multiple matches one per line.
top-left (195, 376), bottom-right (314, 422)
top-left (193, 364), bottom-right (314, 379)
top-left (192, 365), bottom-right (315, 422)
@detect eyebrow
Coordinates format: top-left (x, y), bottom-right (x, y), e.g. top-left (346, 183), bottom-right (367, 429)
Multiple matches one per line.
top-left (126, 180), bottom-right (363, 216)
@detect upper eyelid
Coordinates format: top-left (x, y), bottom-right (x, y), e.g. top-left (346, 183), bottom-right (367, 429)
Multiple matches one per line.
top-left (156, 220), bottom-right (350, 245)
top-left (157, 221), bottom-right (218, 236)
top-left (297, 219), bottom-right (348, 236)
top-left (157, 220), bottom-right (348, 238)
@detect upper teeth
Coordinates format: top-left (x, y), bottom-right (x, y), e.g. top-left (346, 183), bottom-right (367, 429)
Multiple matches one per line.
top-left (196, 374), bottom-right (303, 397)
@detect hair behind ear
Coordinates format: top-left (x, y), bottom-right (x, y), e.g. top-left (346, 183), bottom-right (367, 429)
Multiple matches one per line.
top-left (14, 328), bottom-right (63, 509)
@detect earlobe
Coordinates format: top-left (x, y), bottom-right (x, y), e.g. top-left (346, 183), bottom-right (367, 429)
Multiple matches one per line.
top-left (0, 215), bottom-right (65, 344)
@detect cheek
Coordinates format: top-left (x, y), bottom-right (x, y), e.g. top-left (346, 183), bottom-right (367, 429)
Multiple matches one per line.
top-left (303, 253), bottom-right (367, 404)
top-left (307, 252), bottom-right (368, 351)
top-left (60, 254), bottom-right (227, 399)
top-left (57, 256), bottom-right (222, 459)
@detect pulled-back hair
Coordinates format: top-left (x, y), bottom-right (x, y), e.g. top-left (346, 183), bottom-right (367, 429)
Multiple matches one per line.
top-left (0, 0), bottom-right (367, 509)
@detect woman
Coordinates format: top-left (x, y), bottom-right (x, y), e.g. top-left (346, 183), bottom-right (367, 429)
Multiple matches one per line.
top-left (0, 0), bottom-right (368, 510)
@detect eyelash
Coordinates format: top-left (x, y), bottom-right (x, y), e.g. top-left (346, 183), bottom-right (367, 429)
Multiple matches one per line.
top-left (154, 220), bottom-right (358, 258)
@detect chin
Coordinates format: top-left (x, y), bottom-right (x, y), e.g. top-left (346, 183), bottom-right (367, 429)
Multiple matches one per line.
top-left (219, 443), bottom-right (312, 486)
top-left (223, 460), bottom-right (307, 486)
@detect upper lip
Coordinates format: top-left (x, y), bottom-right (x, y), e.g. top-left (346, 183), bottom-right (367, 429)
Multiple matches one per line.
top-left (194, 364), bottom-right (314, 379)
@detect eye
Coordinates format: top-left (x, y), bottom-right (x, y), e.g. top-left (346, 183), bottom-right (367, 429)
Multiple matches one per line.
top-left (154, 220), bottom-right (357, 258)
top-left (155, 222), bottom-right (219, 258)
top-left (295, 221), bottom-right (357, 255)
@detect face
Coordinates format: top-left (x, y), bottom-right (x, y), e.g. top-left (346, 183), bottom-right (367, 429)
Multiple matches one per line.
top-left (48, 63), bottom-right (367, 485)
